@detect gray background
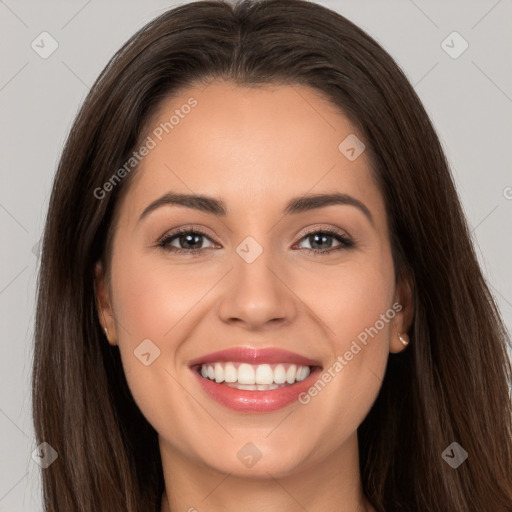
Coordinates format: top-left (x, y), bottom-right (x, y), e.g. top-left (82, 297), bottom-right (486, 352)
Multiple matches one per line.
top-left (1, 0), bottom-right (511, 509)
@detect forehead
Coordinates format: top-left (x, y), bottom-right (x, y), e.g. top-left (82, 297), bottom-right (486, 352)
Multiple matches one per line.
top-left (117, 80), bottom-right (385, 225)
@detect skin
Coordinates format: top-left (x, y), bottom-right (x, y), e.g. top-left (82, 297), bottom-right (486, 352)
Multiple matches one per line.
top-left (95, 80), bottom-right (413, 512)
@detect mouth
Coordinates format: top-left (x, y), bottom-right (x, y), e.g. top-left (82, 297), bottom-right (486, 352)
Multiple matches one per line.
top-left (189, 347), bottom-right (323, 412)
top-left (195, 361), bottom-right (315, 390)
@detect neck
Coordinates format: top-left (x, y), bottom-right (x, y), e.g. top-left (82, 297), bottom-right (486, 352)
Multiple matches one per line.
top-left (159, 431), bottom-right (375, 512)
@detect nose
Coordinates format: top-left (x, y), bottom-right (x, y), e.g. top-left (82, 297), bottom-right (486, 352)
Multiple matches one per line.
top-left (216, 244), bottom-right (298, 331)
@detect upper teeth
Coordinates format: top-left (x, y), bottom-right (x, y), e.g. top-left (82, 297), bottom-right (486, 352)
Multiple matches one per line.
top-left (200, 362), bottom-right (311, 385)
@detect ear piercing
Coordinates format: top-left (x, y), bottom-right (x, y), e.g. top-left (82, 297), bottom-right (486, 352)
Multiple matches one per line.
top-left (398, 332), bottom-right (409, 347)
top-left (104, 327), bottom-right (115, 345)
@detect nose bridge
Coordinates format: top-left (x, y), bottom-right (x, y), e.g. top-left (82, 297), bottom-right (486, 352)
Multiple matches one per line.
top-left (217, 233), bottom-right (297, 328)
top-left (234, 234), bottom-right (278, 288)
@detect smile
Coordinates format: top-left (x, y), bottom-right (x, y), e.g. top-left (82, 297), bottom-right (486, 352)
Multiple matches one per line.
top-left (189, 347), bottom-right (323, 413)
top-left (199, 362), bottom-right (312, 390)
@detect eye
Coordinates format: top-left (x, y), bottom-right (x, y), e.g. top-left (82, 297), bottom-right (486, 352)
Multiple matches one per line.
top-left (294, 228), bottom-right (354, 254)
top-left (157, 228), bottom-right (217, 255)
top-left (157, 226), bottom-right (354, 256)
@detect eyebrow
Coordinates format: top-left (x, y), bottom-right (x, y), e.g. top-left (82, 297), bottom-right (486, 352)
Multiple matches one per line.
top-left (138, 191), bottom-right (374, 226)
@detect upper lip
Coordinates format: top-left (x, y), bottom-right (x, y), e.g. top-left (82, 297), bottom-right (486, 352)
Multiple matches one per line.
top-left (189, 347), bottom-right (322, 368)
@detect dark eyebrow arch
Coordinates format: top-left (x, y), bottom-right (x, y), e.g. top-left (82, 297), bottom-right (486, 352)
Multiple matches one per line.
top-left (138, 191), bottom-right (374, 226)
top-left (283, 193), bottom-right (374, 226)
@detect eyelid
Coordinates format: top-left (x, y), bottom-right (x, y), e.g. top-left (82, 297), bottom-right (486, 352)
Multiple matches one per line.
top-left (158, 224), bottom-right (219, 242)
top-left (295, 224), bottom-right (353, 242)
top-left (156, 225), bottom-right (356, 256)
top-left (158, 224), bottom-right (353, 247)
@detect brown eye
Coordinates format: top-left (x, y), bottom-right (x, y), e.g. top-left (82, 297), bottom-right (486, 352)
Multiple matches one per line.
top-left (158, 229), bottom-right (216, 255)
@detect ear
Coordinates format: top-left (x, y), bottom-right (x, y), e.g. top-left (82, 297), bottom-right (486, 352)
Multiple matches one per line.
top-left (389, 274), bottom-right (414, 354)
top-left (94, 261), bottom-right (117, 346)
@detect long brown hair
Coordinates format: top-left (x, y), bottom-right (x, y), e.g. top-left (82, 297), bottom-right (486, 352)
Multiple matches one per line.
top-left (32, 0), bottom-right (512, 510)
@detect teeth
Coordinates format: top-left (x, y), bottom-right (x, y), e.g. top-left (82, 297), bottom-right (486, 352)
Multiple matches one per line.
top-left (274, 364), bottom-right (287, 384)
top-left (214, 362), bottom-right (224, 383)
top-left (238, 363), bottom-right (255, 384)
top-left (255, 364), bottom-right (274, 385)
top-left (286, 364), bottom-right (297, 384)
top-left (226, 383), bottom-right (280, 391)
top-left (224, 362), bottom-right (237, 383)
top-left (296, 366), bottom-right (309, 381)
top-left (198, 362), bottom-right (311, 386)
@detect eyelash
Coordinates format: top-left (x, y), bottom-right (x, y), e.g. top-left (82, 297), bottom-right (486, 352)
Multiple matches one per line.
top-left (157, 226), bottom-right (354, 256)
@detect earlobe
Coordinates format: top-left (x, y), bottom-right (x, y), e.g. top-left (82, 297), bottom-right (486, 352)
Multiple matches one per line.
top-left (94, 261), bottom-right (117, 346)
top-left (389, 275), bottom-right (414, 354)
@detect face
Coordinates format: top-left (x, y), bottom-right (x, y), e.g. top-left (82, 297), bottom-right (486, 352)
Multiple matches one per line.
top-left (96, 80), bottom-right (412, 479)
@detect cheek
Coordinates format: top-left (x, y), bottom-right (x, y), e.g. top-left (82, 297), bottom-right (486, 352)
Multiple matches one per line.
top-left (110, 246), bottom-right (218, 346)
top-left (333, 272), bottom-right (394, 350)
top-left (108, 250), bottom-right (206, 441)
top-left (298, 254), bottom-right (395, 423)
top-left (302, 251), bottom-right (395, 346)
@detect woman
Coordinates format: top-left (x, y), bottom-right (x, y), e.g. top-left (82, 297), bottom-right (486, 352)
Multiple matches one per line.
top-left (32, 0), bottom-right (512, 510)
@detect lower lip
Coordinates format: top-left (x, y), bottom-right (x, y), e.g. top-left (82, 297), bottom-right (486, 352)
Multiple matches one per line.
top-left (192, 366), bottom-right (322, 413)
